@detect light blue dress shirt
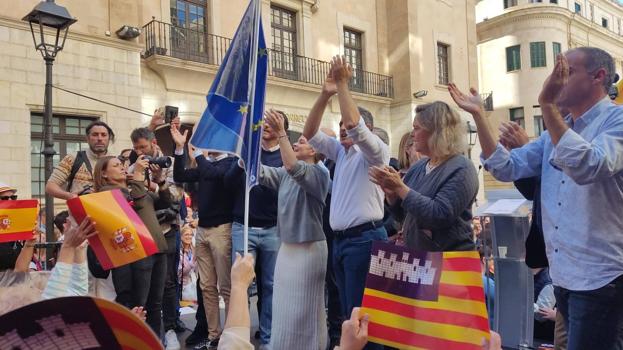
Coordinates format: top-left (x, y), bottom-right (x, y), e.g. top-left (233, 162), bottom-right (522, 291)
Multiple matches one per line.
top-left (483, 97), bottom-right (623, 290)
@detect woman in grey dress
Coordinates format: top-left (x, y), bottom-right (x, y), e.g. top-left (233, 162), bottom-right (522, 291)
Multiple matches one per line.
top-left (370, 101), bottom-right (478, 251)
top-left (260, 109), bottom-right (330, 350)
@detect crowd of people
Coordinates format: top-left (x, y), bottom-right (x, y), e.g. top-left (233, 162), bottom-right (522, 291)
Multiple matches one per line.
top-left (1, 45), bottom-right (621, 350)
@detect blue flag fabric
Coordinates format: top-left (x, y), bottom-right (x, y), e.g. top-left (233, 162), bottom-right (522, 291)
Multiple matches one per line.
top-left (190, 0), bottom-right (267, 187)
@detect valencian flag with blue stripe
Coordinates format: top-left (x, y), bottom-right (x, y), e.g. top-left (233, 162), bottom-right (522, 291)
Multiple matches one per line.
top-left (190, 0), bottom-right (267, 187)
top-left (361, 242), bottom-right (490, 349)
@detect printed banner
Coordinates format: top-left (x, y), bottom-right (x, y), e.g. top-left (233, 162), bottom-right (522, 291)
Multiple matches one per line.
top-left (0, 200), bottom-right (38, 243)
top-left (0, 296), bottom-right (162, 350)
top-left (67, 189), bottom-right (157, 270)
top-left (362, 241), bottom-right (490, 350)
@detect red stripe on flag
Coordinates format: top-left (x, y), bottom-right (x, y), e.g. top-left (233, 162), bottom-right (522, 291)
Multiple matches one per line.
top-left (438, 283), bottom-right (486, 302)
top-left (0, 231), bottom-right (35, 243)
top-left (364, 295), bottom-right (490, 333)
top-left (67, 196), bottom-right (114, 270)
top-left (0, 199), bottom-right (38, 210)
top-left (369, 322), bottom-right (484, 350)
top-left (442, 257), bottom-right (482, 272)
top-left (111, 190), bottom-right (157, 255)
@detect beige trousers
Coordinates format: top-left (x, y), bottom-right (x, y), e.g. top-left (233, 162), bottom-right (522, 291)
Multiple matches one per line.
top-left (195, 223), bottom-right (232, 340)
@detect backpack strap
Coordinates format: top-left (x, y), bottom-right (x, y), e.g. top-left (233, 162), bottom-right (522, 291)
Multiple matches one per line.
top-left (66, 151), bottom-right (92, 192)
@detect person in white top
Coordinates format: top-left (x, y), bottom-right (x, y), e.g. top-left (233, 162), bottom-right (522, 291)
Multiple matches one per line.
top-left (303, 56), bottom-right (389, 349)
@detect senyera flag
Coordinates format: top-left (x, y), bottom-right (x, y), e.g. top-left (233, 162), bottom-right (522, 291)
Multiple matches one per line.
top-left (0, 296), bottom-right (162, 350)
top-left (67, 189), bottom-right (158, 270)
top-left (361, 242), bottom-right (490, 350)
top-left (0, 200), bottom-right (38, 243)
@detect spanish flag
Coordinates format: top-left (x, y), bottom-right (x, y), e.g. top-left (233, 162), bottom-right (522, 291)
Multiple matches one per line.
top-left (361, 242), bottom-right (490, 350)
top-left (0, 200), bottom-right (38, 243)
top-left (67, 190), bottom-right (158, 270)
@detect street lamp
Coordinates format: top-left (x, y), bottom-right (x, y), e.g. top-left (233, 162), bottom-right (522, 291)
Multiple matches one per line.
top-left (23, 0), bottom-right (76, 267)
top-left (467, 121), bottom-right (477, 147)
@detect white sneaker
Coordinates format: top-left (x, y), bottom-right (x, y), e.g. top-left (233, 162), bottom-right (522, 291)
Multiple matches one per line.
top-left (165, 329), bottom-right (181, 350)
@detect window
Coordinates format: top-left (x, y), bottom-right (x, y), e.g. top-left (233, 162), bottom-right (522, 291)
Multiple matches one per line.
top-left (533, 115), bottom-right (544, 136)
top-left (504, 0), bottom-right (517, 9)
top-left (170, 0), bottom-right (208, 62)
top-left (529, 0), bottom-right (543, 3)
top-left (344, 28), bottom-right (364, 91)
top-left (30, 114), bottom-right (94, 197)
top-left (575, 2), bottom-right (582, 14)
top-left (509, 107), bottom-right (525, 128)
top-left (437, 42), bottom-right (450, 85)
top-left (550, 0), bottom-right (558, 3)
top-left (553, 42), bottom-right (561, 58)
top-left (530, 42), bottom-right (546, 68)
top-left (618, 18), bottom-right (621, 34)
top-left (271, 5), bottom-right (298, 79)
top-left (506, 45), bottom-right (521, 72)
top-left (602, 18), bottom-right (609, 29)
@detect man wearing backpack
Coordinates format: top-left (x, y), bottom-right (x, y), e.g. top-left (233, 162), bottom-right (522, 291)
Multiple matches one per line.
top-left (45, 120), bottom-right (115, 199)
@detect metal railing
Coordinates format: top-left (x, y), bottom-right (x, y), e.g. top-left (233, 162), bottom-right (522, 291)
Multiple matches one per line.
top-left (480, 91), bottom-right (494, 111)
top-left (142, 19), bottom-right (394, 98)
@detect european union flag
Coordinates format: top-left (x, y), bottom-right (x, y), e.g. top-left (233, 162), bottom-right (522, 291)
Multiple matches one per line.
top-left (190, 0), bottom-right (267, 187)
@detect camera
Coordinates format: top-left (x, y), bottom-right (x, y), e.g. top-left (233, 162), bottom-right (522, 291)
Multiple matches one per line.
top-left (145, 155), bottom-right (172, 168)
top-left (128, 151), bottom-right (172, 169)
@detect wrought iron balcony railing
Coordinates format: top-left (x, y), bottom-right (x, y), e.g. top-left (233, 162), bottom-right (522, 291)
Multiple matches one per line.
top-left (142, 19), bottom-right (394, 98)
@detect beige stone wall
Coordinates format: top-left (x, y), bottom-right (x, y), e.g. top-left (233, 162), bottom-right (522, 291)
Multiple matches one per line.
top-left (0, 0), bottom-right (480, 200)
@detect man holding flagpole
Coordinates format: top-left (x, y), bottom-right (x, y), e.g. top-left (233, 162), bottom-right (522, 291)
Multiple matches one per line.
top-left (188, 0), bottom-right (275, 346)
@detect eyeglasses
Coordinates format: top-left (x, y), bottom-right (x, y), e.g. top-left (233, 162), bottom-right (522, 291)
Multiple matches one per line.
top-left (0, 195), bottom-right (17, 200)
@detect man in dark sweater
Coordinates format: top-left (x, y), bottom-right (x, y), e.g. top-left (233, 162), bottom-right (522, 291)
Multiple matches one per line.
top-left (225, 112), bottom-right (289, 347)
top-left (171, 124), bottom-right (236, 349)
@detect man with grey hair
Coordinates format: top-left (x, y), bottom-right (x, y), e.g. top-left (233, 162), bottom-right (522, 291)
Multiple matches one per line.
top-left (450, 47), bottom-right (623, 349)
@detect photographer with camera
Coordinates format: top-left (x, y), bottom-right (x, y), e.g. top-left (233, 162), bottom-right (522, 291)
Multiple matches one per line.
top-left (130, 122), bottom-right (184, 349)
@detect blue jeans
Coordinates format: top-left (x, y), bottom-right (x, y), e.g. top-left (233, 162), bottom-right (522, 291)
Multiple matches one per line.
top-left (231, 222), bottom-right (280, 345)
top-left (554, 275), bottom-right (623, 350)
top-left (333, 226), bottom-right (387, 350)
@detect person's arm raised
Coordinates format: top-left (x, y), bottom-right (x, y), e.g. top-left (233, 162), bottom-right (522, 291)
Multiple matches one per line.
top-left (331, 56), bottom-right (360, 130)
top-left (303, 73), bottom-right (337, 139)
top-left (448, 83), bottom-right (497, 159)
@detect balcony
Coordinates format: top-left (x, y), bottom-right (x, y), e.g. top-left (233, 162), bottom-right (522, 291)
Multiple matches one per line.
top-left (142, 20), bottom-right (394, 98)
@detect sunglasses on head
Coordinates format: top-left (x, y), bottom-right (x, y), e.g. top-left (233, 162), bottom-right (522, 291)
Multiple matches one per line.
top-left (0, 195), bottom-right (17, 200)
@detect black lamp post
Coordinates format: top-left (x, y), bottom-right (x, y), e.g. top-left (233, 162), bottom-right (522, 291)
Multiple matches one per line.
top-left (23, 0), bottom-right (76, 266)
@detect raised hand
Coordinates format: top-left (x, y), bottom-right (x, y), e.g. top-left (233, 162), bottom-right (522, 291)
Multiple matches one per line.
top-left (264, 109), bottom-right (286, 135)
top-left (539, 54), bottom-right (569, 105)
top-left (330, 55), bottom-right (353, 85)
top-left (339, 307), bottom-right (369, 350)
top-left (498, 121), bottom-right (529, 150)
top-left (231, 253), bottom-right (255, 289)
top-left (148, 108), bottom-right (165, 130)
top-left (322, 72), bottom-right (338, 97)
top-left (170, 123), bottom-right (189, 148)
top-left (63, 216), bottom-right (98, 249)
top-left (448, 83), bottom-right (484, 116)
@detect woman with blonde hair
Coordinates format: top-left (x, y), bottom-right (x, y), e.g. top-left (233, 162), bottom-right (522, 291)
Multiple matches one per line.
top-left (370, 101), bottom-right (478, 251)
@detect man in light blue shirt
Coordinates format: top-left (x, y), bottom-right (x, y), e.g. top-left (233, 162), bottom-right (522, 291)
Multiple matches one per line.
top-left (449, 47), bottom-right (623, 349)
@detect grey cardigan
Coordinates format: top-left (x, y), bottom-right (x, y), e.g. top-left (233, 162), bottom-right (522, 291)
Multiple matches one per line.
top-left (391, 155), bottom-right (478, 251)
top-left (260, 161), bottom-right (330, 243)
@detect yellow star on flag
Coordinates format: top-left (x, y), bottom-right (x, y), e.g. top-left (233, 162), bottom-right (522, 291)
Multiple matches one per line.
top-left (238, 105), bottom-right (248, 114)
top-left (258, 48), bottom-right (268, 57)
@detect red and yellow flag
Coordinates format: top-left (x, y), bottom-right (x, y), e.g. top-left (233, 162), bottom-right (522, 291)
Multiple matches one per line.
top-left (0, 200), bottom-right (38, 243)
top-left (361, 242), bottom-right (490, 350)
top-left (67, 189), bottom-right (158, 270)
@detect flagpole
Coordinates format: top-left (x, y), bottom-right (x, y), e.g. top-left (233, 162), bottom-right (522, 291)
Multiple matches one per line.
top-left (243, 0), bottom-right (261, 255)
